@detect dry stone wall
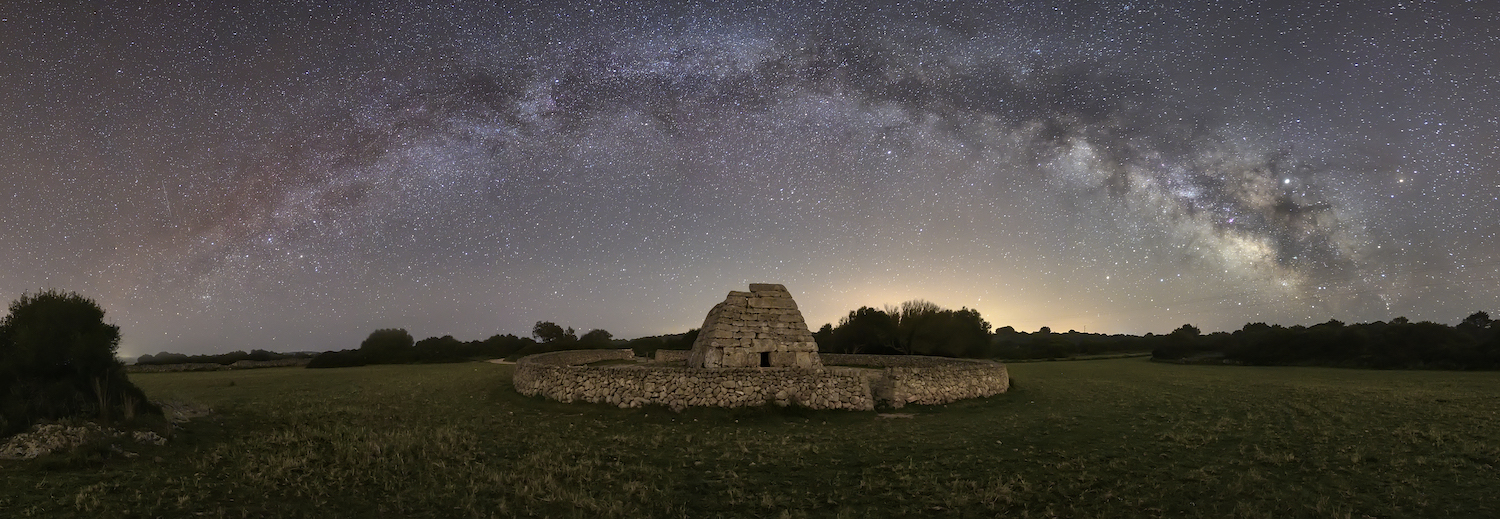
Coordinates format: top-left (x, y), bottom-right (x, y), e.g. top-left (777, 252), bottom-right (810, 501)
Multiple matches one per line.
top-left (514, 349), bottom-right (873, 410)
top-left (653, 349), bottom-right (689, 362)
top-left (822, 354), bottom-right (1011, 407)
top-left (514, 350), bottom-right (1009, 410)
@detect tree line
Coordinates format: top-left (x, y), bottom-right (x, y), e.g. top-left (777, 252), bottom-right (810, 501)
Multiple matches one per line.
top-left (1150, 313), bottom-right (1500, 369)
top-left (811, 300), bottom-right (1155, 359)
top-left (305, 321), bottom-right (623, 368)
top-left (136, 349), bottom-right (314, 366)
top-left (135, 301), bottom-right (1500, 372)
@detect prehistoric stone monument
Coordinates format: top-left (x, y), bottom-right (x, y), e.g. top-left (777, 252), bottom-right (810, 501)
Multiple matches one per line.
top-left (512, 283), bottom-right (1010, 410)
top-left (686, 283), bottom-right (823, 369)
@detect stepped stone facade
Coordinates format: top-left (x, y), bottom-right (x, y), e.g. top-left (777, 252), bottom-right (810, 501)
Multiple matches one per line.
top-left (686, 284), bottom-right (822, 369)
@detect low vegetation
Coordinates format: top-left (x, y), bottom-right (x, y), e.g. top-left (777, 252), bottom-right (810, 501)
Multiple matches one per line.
top-left (1151, 313), bottom-right (1500, 369)
top-left (816, 301), bottom-right (1499, 368)
top-left (136, 349), bottom-right (314, 366)
top-left (0, 290), bottom-right (159, 436)
top-left (305, 322), bottom-right (626, 368)
top-left (4, 358), bottom-right (1498, 517)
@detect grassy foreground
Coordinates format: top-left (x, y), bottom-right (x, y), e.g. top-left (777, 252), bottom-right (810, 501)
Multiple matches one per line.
top-left (3, 358), bottom-right (1498, 518)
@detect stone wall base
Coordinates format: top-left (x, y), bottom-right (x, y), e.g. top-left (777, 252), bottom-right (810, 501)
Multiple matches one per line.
top-left (514, 349), bottom-right (1009, 410)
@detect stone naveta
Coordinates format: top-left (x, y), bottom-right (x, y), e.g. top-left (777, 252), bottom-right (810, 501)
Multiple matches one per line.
top-left (512, 283), bottom-right (1010, 410)
top-left (687, 283), bottom-right (822, 369)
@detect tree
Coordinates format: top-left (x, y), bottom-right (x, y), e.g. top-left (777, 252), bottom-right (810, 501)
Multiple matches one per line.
top-left (824, 301), bottom-right (994, 356)
top-left (359, 328), bottom-right (414, 362)
top-left (532, 321), bottom-right (577, 344)
top-left (479, 334), bottom-right (533, 358)
top-left (813, 323), bottom-right (834, 351)
top-left (1171, 324), bottom-right (1202, 338)
top-left (938, 307), bottom-right (993, 357)
top-left (1464, 312), bottom-right (1488, 328)
top-left (829, 306), bottom-right (897, 354)
top-left (0, 290), bottom-right (157, 435)
top-left (579, 329), bottom-right (613, 348)
top-left (670, 328), bottom-right (700, 350)
top-left (891, 300), bottom-right (943, 355)
top-left (412, 335), bottom-right (466, 362)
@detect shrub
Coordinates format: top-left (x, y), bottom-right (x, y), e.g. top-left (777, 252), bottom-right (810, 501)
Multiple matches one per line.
top-left (359, 329), bottom-right (414, 363)
top-left (0, 290), bottom-right (159, 436)
top-left (306, 349), bottom-right (368, 369)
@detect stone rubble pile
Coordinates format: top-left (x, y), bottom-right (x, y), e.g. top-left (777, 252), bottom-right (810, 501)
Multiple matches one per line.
top-left (0, 399), bottom-right (208, 461)
top-left (0, 423), bottom-right (167, 460)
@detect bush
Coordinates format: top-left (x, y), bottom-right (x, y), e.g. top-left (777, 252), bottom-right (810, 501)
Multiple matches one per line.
top-left (306, 349), bottom-right (369, 369)
top-left (136, 348), bottom-right (306, 366)
top-left (0, 290), bottom-right (159, 436)
top-left (359, 329), bottom-right (414, 363)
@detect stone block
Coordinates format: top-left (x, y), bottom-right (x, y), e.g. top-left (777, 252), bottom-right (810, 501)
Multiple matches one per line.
top-left (747, 297), bottom-right (792, 309)
top-left (748, 283), bottom-right (787, 293)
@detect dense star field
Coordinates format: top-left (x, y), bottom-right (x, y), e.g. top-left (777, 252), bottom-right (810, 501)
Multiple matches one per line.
top-left (1, 2), bottom-right (1496, 357)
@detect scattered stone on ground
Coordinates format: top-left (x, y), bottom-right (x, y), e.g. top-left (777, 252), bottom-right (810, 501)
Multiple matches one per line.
top-left (0, 423), bottom-right (106, 460)
top-left (155, 399), bottom-right (213, 423)
top-left (877, 413), bottom-right (916, 419)
top-left (0, 400), bottom-right (208, 461)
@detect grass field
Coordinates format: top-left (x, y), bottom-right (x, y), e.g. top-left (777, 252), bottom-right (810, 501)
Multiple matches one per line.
top-left (3, 358), bottom-right (1498, 518)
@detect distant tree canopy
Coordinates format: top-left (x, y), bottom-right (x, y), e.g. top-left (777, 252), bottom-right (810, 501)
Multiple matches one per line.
top-left (309, 331), bottom-right (539, 369)
top-left (1151, 315), bottom-right (1500, 369)
top-left (0, 290), bottom-right (158, 436)
top-left (579, 329), bottom-right (613, 347)
top-left (307, 322), bottom-right (617, 369)
top-left (136, 349), bottom-right (310, 366)
top-left (622, 329), bottom-right (698, 358)
top-left (818, 300), bottom-right (991, 357)
top-left (360, 328), bottom-right (415, 359)
top-left (532, 321), bottom-right (577, 344)
top-left (304, 304), bottom-right (1499, 372)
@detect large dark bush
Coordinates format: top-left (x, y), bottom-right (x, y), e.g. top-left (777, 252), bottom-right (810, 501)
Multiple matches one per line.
top-left (818, 301), bottom-right (991, 356)
top-left (359, 328), bottom-right (415, 363)
top-left (0, 290), bottom-right (158, 436)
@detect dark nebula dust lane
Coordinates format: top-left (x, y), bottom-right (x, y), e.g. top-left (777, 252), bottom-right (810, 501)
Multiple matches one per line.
top-left (1, 1), bottom-right (1496, 356)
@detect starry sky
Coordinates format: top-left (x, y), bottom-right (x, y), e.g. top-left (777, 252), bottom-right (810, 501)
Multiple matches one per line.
top-left (2, 1), bottom-right (1497, 357)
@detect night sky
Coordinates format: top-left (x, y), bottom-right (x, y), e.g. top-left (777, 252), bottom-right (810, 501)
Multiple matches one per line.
top-left (3, 1), bottom-right (1497, 357)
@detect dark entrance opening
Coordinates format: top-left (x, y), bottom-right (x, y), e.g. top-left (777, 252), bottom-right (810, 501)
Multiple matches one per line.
top-left (760, 352), bottom-right (771, 367)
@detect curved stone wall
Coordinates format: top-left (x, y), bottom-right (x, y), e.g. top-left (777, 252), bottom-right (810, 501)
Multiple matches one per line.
top-left (513, 349), bottom-right (1009, 410)
top-left (822, 354), bottom-right (1012, 406)
top-left (653, 349), bottom-right (689, 362)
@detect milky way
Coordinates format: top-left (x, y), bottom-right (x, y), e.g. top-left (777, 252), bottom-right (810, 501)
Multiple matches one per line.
top-left (2, 1), bottom-right (1497, 356)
